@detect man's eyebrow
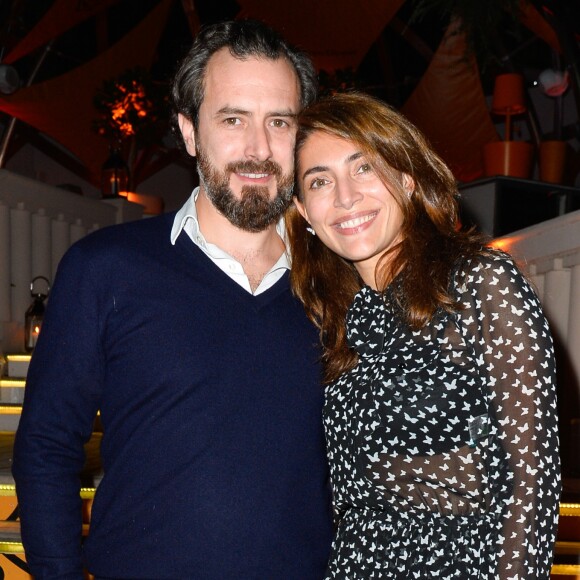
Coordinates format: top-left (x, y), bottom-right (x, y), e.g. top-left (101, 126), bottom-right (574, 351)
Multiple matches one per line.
top-left (269, 109), bottom-right (298, 118)
top-left (216, 107), bottom-right (297, 118)
top-left (301, 152), bottom-right (364, 180)
top-left (216, 107), bottom-right (250, 117)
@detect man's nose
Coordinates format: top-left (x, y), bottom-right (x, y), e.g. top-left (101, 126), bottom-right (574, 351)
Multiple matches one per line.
top-left (334, 179), bottom-right (363, 209)
top-left (244, 124), bottom-right (273, 161)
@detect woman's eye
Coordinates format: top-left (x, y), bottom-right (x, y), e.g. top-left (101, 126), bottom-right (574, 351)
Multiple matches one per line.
top-left (309, 177), bottom-right (328, 190)
top-left (357, 163), bottom-right (372, 174)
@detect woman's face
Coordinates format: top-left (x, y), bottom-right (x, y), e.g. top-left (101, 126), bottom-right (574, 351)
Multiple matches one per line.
top-left (294, 131), bottom-right (408, 288)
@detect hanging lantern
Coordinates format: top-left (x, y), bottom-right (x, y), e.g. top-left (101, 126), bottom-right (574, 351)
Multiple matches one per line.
top-left (101, 147), bottom-right (129, 198)
top-left (24, 276), bottom-right (50, 353)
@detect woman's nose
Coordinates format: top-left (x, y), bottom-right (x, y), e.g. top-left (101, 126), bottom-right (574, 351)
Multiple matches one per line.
top-left (334, 179), bottom-right (363, 209)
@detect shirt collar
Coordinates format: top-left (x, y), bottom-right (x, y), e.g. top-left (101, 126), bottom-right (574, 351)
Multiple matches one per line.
top-left (170, 188), bottom-right (201, 245)
top-left (170, 187), bottom-right (289, 260)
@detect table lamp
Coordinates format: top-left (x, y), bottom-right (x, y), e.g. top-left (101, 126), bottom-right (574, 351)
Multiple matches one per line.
top-left (483, 73), bottom-right (534, 179)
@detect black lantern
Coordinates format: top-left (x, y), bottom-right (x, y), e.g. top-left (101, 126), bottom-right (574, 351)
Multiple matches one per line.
top-left (25, 276), bottom-right (50, 353)
top-left (101, 146), bottom-right (129, 198)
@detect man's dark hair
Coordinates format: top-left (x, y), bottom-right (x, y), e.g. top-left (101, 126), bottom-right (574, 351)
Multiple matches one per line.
top-left (170, 19), bottom-right (317, 133)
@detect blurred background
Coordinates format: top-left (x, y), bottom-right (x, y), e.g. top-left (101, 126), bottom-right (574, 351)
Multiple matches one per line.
top-left (0, 0), bottom-right (579, 211)
top-left (0, 3), bottom-right (580, 576)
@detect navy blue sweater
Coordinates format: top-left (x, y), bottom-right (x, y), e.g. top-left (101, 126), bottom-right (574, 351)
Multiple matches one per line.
top-left (13, 213), bottom-right (333, 579)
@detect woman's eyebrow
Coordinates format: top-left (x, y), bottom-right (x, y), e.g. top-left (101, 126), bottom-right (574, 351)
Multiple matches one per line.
top-left (302, 165), bottom-right (328, 180)
top-left (301, 151), bottom-right (364, 180)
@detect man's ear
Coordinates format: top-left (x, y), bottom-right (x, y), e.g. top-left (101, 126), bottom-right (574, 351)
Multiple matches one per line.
top-left (178, 113), bottom-right (197, 157)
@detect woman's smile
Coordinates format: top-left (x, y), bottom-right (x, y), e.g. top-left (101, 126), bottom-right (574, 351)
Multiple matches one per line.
top-left (294, 131), bottom-right (405, 287)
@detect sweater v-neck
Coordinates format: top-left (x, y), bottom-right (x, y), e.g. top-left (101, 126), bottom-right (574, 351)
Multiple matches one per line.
top-left (173, 228), bottom-right (290, 309)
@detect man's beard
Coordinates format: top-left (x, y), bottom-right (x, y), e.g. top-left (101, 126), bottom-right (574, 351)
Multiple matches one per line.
top-left (195, 141), bottom-right (294, 233)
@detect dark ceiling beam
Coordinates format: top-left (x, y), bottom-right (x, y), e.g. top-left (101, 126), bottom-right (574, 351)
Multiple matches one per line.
top-left (0, 0), bottom-right (28, 55)
top-left (388, 16), bottom-right (434, 63)
top-left (17, 124), bottom-right (95, 183)
top-left (372, 16), bottom-right (434, 104)
top-left (373, 31), bottom-right (399, 102)
top-left (95, 10), bottom-right (109, 54)
top-left (180, 0), bottom-right (201, 39)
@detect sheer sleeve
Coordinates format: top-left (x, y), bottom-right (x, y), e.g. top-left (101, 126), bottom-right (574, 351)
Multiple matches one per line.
top-left (454, 252), bottom-right (560, 579)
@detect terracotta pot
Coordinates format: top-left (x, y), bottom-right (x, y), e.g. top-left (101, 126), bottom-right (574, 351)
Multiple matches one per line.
top-left (539, 140), bottom-right (566, 184)
top-left (483, 141), bottom-right (534, 179)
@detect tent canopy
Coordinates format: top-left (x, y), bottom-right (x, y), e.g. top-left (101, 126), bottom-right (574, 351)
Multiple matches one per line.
top-left (0, 0), bottom-right (571, 185)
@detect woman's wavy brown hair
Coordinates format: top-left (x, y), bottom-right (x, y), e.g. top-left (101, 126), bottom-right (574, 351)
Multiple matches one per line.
top-left (287, 92), bottom-right (490, 383)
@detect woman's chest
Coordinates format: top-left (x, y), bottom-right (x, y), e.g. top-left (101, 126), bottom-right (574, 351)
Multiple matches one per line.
top-left (324, 322), bottom-right (487, 457)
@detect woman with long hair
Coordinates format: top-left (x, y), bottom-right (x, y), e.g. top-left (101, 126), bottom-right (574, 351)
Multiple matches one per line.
top-left (287, 91), bottom-right (560, 578)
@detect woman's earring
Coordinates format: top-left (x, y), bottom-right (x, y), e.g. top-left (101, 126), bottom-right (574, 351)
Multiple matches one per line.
top-left (306, 226), bottom-right (316, 236)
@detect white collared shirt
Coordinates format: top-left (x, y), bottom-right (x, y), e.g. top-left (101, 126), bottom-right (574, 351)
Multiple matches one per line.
top-left (170, 188), bottom-right (290, 295)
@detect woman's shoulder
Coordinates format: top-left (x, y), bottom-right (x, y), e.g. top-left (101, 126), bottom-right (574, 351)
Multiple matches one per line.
top-left (457, 247), bottom-right (515, 275)
top-left (453, 247), bottom-right (530, 297)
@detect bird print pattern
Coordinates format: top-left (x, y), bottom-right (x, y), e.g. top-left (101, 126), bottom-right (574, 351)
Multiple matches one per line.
top-left (323, 251), bottom-right (560, 579)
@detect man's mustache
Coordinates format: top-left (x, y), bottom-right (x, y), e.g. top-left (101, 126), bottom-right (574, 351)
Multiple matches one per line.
top-left (225, 160), bottom-right (283, 178)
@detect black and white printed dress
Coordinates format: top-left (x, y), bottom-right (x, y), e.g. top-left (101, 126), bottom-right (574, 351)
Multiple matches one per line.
top-left (324, 252), bottom-right (560, 579)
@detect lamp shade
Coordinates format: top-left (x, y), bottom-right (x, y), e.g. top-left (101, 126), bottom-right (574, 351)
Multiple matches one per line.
top-left (491, 73), bottom-right (527, 115)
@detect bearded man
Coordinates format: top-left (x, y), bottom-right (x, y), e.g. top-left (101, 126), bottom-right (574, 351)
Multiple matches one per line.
top-left (13, 20), bottom-right (333, 580)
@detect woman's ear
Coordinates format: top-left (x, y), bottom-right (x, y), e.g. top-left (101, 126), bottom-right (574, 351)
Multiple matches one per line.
top-left (178, 114), bottom-right (197, 157)
top-left (402, 173), bottom-right (415, 196)
top-left (293, 195), bottom-right (310, 223)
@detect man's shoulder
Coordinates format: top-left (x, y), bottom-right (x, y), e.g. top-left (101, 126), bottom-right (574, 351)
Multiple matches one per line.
top-left (74, 212), bottom-right (176, 254)
top-left (55, 212), bottom-right (178, 278)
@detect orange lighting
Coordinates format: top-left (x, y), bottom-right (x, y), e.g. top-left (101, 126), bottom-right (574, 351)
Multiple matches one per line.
top-left (108, 80), bottom-right (152, 138)
top-left (120, 191), bottom-right (164, 215)
top-left (490, 239), bottom-right (511, 252)
top-left (489, 233), bottom-right (526, 254)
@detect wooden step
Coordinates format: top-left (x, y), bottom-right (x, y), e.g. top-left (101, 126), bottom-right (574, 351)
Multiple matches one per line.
top-left (553, 502), bottom-right (580, 577)
top-left (552, 564), bottom-right (580, 579)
